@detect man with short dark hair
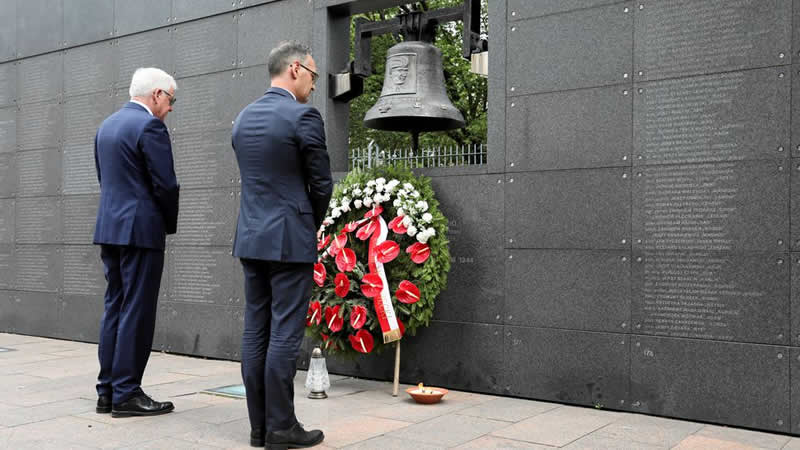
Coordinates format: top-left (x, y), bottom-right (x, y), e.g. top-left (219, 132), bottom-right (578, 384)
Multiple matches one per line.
top-left (232, 41), bottom-right (331, 448)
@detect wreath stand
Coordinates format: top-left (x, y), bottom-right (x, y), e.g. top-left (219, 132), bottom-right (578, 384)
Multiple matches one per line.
top-left (392, 340), bottom-right (401, 396)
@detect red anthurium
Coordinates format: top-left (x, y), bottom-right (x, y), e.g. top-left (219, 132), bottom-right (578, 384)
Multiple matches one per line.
top-left (375, 240), bottom-right (400, 263)
top-left (388, 216), bottom-right (408, 234)
top-left (406, 242), bottom-right (431, 264)
top-left (321, 333), bottom-right (332, 350)
top-left (396, 280), bottom-right (421, 304)
top-left (334, 273), bottom-right (350, 298)
top-left (313, 263), bottom-right (326, 287)
top-left (360, 273), bottom-right (383, 297)
top-left (324, 305), bottom-right (343, 332)
top-left (306, 301), bottom-right (322, 326)
top-left (350, 305), bottom-right (367, 329)
top-left (364, 204), bottom-right (383, 219)
top-left (343, 221), bottom-right (360, 233)
top-left (349, 329), bottom-right (374, 353)
top-left (398, 318), bottom-right (406, 336)
top-left (335, 247), bottom-right (356, 272)
top-left (328, 233), bottom-right (347, 257)
top-left (355, 219), bottom-right (378, 241)
top-left (317, 234), bottom-right (331, 251)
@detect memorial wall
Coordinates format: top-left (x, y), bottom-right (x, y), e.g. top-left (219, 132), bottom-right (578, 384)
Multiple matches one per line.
top-left (0, 0), bottom-right (798, 434)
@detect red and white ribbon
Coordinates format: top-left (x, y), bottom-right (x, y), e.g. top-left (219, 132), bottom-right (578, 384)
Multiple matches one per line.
top-left (367, 215), bottom-right (402, 343)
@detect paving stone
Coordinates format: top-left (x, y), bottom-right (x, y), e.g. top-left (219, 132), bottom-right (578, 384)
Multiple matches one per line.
top-left (457, 397), bottom-right (561, 423)
top-left (591, 414), bottom-right (702, 447)
top-left (694, 425), bottom-right (791, 449)
top-left (387, 413), bottom-right (509, 447)
top-left (173, 401), bottom-right (248, 425)
top-left (320, 414), bottom-right (412, 448)
top-left (341, 435), bottom-right (444, 450)
top-left (0, 398), bottom-right (95, 427)
top-left (491, 406), bottom-right (619, 447)
top-left (365, 397), bottom-right (478, 423)
top-left (671, 435), bottom-right (759, 450)
top-left (116, 437), bottom-right (220, 450)
top-left (783, 438), bottom-right (800, 449)
top-left (562, 433), bottom-right (666, 449)
top-left (455, 435), bottom-right (557, 449)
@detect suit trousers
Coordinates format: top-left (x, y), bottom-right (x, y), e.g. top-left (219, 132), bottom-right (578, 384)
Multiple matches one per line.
top-left (239, 258), bottom-right (313, 433)
top-left (96, 244), bottom-right (164, 404)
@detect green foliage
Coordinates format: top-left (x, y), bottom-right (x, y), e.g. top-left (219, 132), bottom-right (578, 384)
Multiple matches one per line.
top-left (348, 0), bottom-right (488, 151)
top-left (305, 166), bottom-right (450, 357)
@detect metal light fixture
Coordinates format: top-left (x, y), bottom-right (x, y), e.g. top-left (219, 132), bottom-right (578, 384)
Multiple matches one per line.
top-left (305, 347), bottom-right (330, 399)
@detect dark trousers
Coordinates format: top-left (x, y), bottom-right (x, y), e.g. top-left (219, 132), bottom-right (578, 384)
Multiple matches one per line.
top-left (96, 244), bottom-right (164, 404)
top-left (240, 258), bottom-right (313, 433)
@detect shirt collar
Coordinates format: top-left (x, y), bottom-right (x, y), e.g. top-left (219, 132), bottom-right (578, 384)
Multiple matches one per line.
top-left (130, 100), bottom-right (153, 116)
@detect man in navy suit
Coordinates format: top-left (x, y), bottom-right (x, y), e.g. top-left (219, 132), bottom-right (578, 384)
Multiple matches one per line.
top-left (93, 67), bottom-right (180, 418)
top-left (232, 41), bottom-right (332, 449)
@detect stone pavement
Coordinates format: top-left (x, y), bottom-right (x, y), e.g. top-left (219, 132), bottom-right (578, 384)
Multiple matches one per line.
top-left (0, 333), bottom-right (798, 450)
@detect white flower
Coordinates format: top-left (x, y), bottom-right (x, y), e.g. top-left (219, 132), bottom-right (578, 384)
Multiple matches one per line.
top-left (363, 197), bottom-right (373, 207)
top-left (417, 233), bottom-right (430, 244)
top-left (403, 182), bottom-right (414, 191)
top-left (372, 194), bottom-right (382, 205)
top-left (375, 177), bottom-right (386, 186)
top-left (407, 225), bottom-right (417, 236)
top-left (387, 179), bottom-right (400, 190)
top-left (331, 208), bottom-right (341, 218)
top-left (340, 203), bottom-right (351, 213)
top-left (353, 188), bottom-right (362, 196)
top-left (319, 225), bottom-right (326, 233)
top-left (340, 197), bottom-right (350, 208)
top-left (364, 186), bottom-right (374, 196)
top-left (342, 188), bottom-right (348, 195)
top-left (397, 208), bottom-right (405, 216)
top-left (367, 180), bottom-right (376, 187)
top-left (426, 227), bottom-right (436, 237)
top-left (354, 199), bottom-right (363, 209)
top-left (393, 199), bottom-right (402, 207)
top-left (411, 191), bottom-right (420, 198)
top-left (329, 199), bottom-right (338, 209)
top-left (402, 216), bottom-right (412, 227)
top-left (323, 217), bottom-right (334, 225)
top-left (415, 200), bottom-right (428, 211)
top-left (422, 213), bottom-right (433, 223)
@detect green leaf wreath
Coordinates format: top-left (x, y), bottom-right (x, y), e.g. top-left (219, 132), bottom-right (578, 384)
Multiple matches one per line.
top-left (305, 166), bottom-right (450, 356)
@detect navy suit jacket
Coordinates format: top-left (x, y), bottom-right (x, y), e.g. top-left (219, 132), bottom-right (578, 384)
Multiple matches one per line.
top-left (232, 87), bottom-right (333, 263)
top-left (93, 102), bottom-right (180, 250)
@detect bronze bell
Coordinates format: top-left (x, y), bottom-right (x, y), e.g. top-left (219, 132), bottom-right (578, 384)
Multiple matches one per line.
top-left (364, 40), bottom-right (465, 132)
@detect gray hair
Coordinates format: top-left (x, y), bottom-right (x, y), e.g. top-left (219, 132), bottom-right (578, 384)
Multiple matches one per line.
top-left (267, 41), bottom-right (312, 78)
top-left (128, 67), bottom-right (177, 97)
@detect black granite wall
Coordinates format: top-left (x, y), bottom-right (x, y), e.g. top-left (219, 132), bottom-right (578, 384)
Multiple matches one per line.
top-left (1, 0), bottom-right (798, 435)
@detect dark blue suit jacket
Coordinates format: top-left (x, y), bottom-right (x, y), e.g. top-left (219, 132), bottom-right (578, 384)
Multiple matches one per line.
top-left (232, 88), bottom-right (333, 263)
top-left (93, 102), bottom-right (180, 250)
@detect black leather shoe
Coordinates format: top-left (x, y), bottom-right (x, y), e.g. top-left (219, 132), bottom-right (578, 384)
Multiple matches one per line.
top-left (266, 423), bottom-right (324, 449)
top-left (96, 395), bottom-right (111, 414)
top-left (250, 428), bottom-right (265, 447)
top-left (111, 393), bottom-right (174, 418)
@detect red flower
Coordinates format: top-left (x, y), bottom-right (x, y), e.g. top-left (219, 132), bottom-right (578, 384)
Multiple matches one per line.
top-left (375, 240), bottom-right (400, 263)
top-left (388, 216), bottom-right (408, 234)
top-left (350, 305), bottom-right (367, 329)
top-left (328, 233), bottom-right (347, 257)
top-left (321, 333), bottom-right (333, 350)
top-left (334, 273), bottom-right (350, 298)
top-left (364, 205), bottom-right (383, 219)
top-left (360, 273), bottom-right (383, 297)
top-left (356, 219), bottom-right (378, 241)
top-left (343, 221), bottom-right (359, 233)
top-left (398, 318), bottom-right (406, 336)
top-left (335, 247), bottom-right (356, 272)
top-left (349, 329), bottom-right (374, 353)
top-left (324, 305), bottom-right (343, 332)
top-left (306, 301), bottom-right (322, 326)
top-left (313, 263), bottom-right (326, 287)
top-left (317, 234), bottom-right (331, 251)
top-left (406, 242), bottom-right (431, 264)
top-left (396, 280), bottom-right (420, 304)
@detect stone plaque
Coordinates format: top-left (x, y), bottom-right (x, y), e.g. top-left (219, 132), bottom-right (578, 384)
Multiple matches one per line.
top-left (113, 0), bottom-right (171, 37)
top-left (504, 327), bottom-right (629, 407)
top-left (0, 2), bottom-right (14, 62)
top-left (16, 149), bottom-right (61, 197)
top-left (17, 101), bottom-right (62, 151)
top-left (18, 53), bottom-right (63, 104)
top-left (794, 161), bottom-right (800, 249)
top-left (63, 245), bottom-right (104, 296)
top-left (506, 168), bottom-right (631, 249)
top-left (159, 302), bottom-right (236, 359)
top-left (172, 72), bottom-right (239, 134)
top-left (0, 63), bottom-right (16, 107)
top-left (115, 28), bottom-right (174, 88)
top-left (507, 2), bottom-right (632, 95)
top-left (2, 291), bottom-right (60, 337)
top-left (630, 336), bottom-right (790, 433)
top-left (16, 0), bottom-right (62, 58)
top-left (0, 245), bottom-right (13, 289)
top-left (174, 14), bottom-right (237, 78)
top-left (63, 0), bottom-right (113, 47)
top-left (172, 130), bottom-right (239, 188)
top-left (506, 249), bottom-right (630, 332)
top-left (0, 152), bottom-right (16, 197)
top-left (793, 347), bottom-right (800, 434)
top-left (64, 42), bottom-right (115, 96)
top-left (173, 0), bottom-right (237, 22)
top-left (632, 160), bottom-right (789, 251)
top-left (507, 85), bottom-right (632, 171)
top-left (168, 246), bottom-right (235, 305)
top-left (792, 256), bottom-right (800, 345)
top-left (633, 251), bottom-right (790, 345)
top-left (63, 93), bottom-right (111, 195)
top-left (431, 175), bottom-right (504, 324)
top-left (237, 1), bottom-right (312, 68)
top-left (235, 66), bottom-right (269, 114)
top-left (0, 106), bottom-right (16, 153)
top-left (172, 188), bottom-right (236, 246)
top-left (62, 195), bottom-right (99, 244)
top-left (793, 65), bottom-right (800, 158)
top-left (634, 0), bottom-right (791, 81)
top-left (59, 294), bottom-right (102, 343)
top-left (508, 0), bottom-right (621, 21)
top-left (634, 67), bottom-right (790, 165)
top-left (15, 197), bottom-right (62, 244)
top-left (15, 245), bottom-right (62, 292)
top-left (0, 198), bottom-right (13, 243)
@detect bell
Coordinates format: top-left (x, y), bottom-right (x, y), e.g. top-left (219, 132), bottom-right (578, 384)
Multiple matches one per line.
top-left (364, 40), bottom-right (465, 133)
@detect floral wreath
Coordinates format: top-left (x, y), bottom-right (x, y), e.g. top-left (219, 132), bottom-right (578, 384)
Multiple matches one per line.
top-left (305, 166), bottom-right (450, 357)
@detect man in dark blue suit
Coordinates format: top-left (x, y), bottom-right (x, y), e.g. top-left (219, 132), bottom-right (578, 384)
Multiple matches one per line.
top-left (93, 67), bottom-right (180, 418)
top-left (232, 42), bottom-right (332, 449)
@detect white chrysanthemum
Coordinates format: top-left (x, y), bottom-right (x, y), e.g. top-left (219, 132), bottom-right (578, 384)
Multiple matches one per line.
top-left (407, 225), bottom-right (417, 236)
top-left (354, 199), bottom-right (363, 209)
top-left (422, 212), bottom-right (433, 223)
top-left (331, 208), bottom-right (341, 218)
top-left (416, 200), bottom-right (428, 211)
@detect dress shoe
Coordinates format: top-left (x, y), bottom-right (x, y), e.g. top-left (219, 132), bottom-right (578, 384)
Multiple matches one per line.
top-left (250, 428), bottom-right (265, 447)
top-left (266, 422), bottom-right (324, 449)
top-left (96, 395), bottom-right (111, 414)
top-left (111, 393), bottom-right (174, 418)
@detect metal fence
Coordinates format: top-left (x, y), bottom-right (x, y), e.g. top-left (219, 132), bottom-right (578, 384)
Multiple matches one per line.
top-left (349, 143), bottom-right (487, 170)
